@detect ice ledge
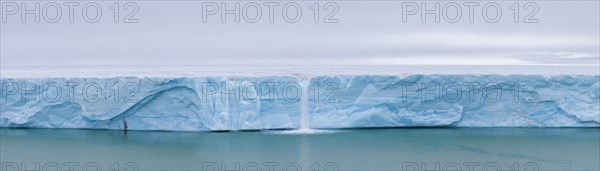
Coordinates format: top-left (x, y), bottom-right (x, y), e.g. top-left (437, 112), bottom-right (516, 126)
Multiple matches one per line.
top-left (1, 67), bottom-right (599, 131)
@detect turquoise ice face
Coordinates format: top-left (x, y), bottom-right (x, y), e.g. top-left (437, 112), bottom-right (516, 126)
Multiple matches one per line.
top-left (1, 66), bottom-right (599, 131)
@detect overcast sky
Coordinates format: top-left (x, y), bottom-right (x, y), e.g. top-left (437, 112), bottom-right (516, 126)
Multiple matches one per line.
top-left (1, 0), bottom-right (599, 67)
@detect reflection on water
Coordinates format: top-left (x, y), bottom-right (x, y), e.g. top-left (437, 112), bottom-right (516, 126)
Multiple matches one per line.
top-left (1, 128), bottom-right (598, 170)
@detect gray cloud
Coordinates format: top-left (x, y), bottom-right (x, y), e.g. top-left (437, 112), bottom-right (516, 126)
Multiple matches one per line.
top-left (1, 1), bottom-right (598, 66)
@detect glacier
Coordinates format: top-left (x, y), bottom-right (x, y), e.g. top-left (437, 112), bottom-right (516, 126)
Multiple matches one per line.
top-left (1, 66), bottom-right (599, 131)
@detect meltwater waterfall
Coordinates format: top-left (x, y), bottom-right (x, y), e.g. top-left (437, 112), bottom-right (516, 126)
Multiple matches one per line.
top-left (299, 80), bottom-right (310, 130)
top-left (289, 77), bottom-right (334, 134)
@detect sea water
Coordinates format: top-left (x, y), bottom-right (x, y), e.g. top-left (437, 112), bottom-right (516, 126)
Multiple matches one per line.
top-left (1, 128), bottom-right (598, 171)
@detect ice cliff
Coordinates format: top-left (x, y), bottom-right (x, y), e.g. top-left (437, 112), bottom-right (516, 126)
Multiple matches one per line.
top-left (1, 66), bottom-right (599, 131)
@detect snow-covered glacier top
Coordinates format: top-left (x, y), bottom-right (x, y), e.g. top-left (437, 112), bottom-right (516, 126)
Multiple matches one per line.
top-left (2, 65), bottom-right (598, 78)
top-left (1, 66), bottom-right (599, 131)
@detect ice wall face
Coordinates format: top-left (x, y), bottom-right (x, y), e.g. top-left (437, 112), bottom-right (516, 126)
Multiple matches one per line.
top-left (0, 77), bottom-right (302, 131)
top-left (1, 72), bottom-right (599, 131)
top-left (308, 75), bottom-right (600, 128)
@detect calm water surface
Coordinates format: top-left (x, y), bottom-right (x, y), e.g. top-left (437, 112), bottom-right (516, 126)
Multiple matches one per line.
top-left (1, 128), bottom-right (599, 171)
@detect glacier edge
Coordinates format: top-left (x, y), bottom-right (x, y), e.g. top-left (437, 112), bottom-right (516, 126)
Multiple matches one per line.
top-left (1, 74), bottom-right (599, 131)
